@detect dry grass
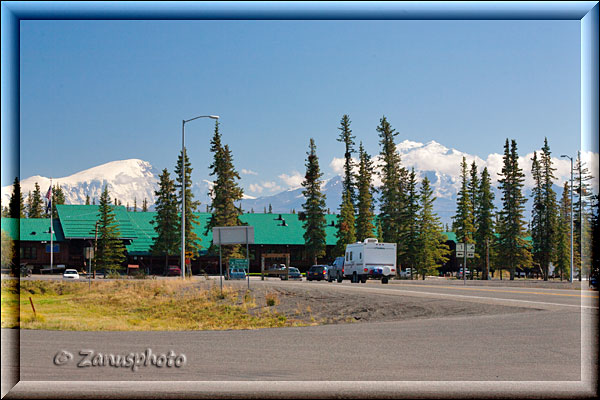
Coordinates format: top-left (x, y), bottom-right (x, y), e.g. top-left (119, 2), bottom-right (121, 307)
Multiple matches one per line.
top-left (1, 279), bottom-right (308, 331)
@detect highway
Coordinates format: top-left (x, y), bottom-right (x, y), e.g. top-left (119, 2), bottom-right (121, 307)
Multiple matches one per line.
top-left (3, 278), bottom-right (597, 398)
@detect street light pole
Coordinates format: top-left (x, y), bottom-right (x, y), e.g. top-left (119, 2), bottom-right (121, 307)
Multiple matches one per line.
top-left (561, 155), bottom-right (574, 283)
top-left (181, 115), bottom-right (219, 279)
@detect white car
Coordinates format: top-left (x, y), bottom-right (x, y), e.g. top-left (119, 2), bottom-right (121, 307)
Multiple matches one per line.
top-left (63, 269), bottom-right (80, 279)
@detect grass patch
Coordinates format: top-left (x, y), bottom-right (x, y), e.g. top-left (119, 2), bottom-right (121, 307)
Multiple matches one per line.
top-left (1, 280), bottom-right (309, 331)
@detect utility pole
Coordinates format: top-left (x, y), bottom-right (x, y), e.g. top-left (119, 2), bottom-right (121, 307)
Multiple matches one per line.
top-left (93, 221), bottom-right (98, 279)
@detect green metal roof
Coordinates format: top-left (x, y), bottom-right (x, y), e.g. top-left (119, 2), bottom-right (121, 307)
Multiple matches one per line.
top-left (1, 218), bottom-right (64, 241)
top-left (238, 213), bottom-right (339, 245)
top-left (56, 204), bottom-right (137, 239)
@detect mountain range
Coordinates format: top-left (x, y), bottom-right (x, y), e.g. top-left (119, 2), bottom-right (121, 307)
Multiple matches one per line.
top-left (3, 140), bottom-right (577, 226)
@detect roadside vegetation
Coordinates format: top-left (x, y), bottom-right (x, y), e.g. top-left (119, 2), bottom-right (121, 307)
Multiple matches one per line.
top-left (1, 279), bottom-right (308, 331)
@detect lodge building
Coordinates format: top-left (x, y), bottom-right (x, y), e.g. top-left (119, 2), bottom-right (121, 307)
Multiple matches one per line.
top-left (2, 204), bottom-right (460, 275)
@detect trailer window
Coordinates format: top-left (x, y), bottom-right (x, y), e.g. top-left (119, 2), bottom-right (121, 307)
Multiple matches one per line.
top-left (350, 252), bottom-right (353, 261)
top-left (345, 253), bottom-right (348, 262)
top-left (359, 252), bottom-right (362, 260)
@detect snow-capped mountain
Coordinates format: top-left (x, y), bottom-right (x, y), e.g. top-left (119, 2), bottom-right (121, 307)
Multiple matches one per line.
top-left (1, 159), bottom-right (159, 209)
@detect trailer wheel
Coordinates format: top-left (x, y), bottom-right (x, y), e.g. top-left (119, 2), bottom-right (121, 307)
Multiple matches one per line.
top-left (382, 277), bottom-right (389, 284)
top-left (337, 275), bottom-right (343, 283)
top-left (360, 275), bottom-right (367, 283)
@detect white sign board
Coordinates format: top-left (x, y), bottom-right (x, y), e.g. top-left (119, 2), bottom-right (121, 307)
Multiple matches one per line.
top-left (466, 244), bottom-right (475, 252)
top-left (456, 243), bottom-right (464, 252)
top-left (456, 251), bottom-right (464, 257)
top-left (467, 252), bottom-right (475, 258)
top-left (212, 226), bottom-right (255, 245)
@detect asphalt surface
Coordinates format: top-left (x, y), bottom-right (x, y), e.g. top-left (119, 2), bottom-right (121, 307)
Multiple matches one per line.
top-left (3, 278), bottom-right (598, 398)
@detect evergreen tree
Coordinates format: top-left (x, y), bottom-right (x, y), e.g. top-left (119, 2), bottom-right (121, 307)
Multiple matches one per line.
top-left (496, 139), bottom-right (532, 280)
top-left (475, 167), bottom-right (495, 280)
top-left (94, 185), bottom-right (126, 273)
top-left (531, 138), bottom-right (558, 281)
top-left (337, 114), bottom-right (356, 205)
top-left (453, 157), bottom-right (475, 277)
top-left (206, 121), bottom-right (245, 262)
top-left (334, 192), bottom-right (356, 256)
top-left (415, 177), bottom-right (450, 280)
top-left (377, 116), bottom-right (403, 246)
top-left (26, 191), bottom-right (32, 218)
top-left (301, 138), bottom-right (327, 264)
top-left (589, 194), bottom-right (599, 283)
top-left (142, 198), bottom-right (148, 212)
top-left (573, 151), bottom-right (593, 281)
top-left (355, 142), bottom-right (376, 242)
top-left (554, 182), bottom-right (572, 280)
top-left (50, 184), bottom-right (66, 219)
top-left (376, 218), bottom-right (383, 242)
top-left (334, 115), bottom-right (357, 256)
top-left (27, 183), bottom-right (45, 218)
top-left (133, 197), bottom-right (137, 212)
top-left (93, 198), bottom-right (96, 205)
top-left (268, 203), bottom-right (273, 214)
top-left (151, 169), bottom-right (180, 275)
top-left (400, 168), bottom-right (419, 279)
top-left (175, 147), bottom-right (202, 274)
top-left (263, 206), bottom-right (267, 214)
top-left (8, 177), bottom-right (25, 218)
top-left (85, 194), bottom-right (90, 205)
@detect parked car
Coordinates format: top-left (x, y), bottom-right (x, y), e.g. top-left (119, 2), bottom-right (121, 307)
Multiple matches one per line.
top-left (281, 267), bottom-right (302, 280)
top-left (457, 268), bottom-right (470, 279)
top-left (166, 265), bottom-right (181, 276)
top-left (266, 263), bottom-right (287, 277)
top-left (399, 268), bottom-right (412, 278)
top-left (328, 257), bottom-right (344, 282)
top-left (226, 267), bottom-right (246, 280)
top-left (307, 265), bottom-right (328, 281)
top-left (62, 269), bottom-right (80, 280)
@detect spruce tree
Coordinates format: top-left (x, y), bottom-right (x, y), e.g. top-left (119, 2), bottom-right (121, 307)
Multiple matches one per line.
top-left (415, 177), bottom-right (450, 279)
top-left (50, 184), bottom-right (65, 219)
top-left (206, 121), bottom-right (245, 261)
top-left (337, 114), bottom-right (356, 205)
top-left (268, 203), bottom-right (273, 214)
top-left (589, 194), bottom-right (599, 283)
top-left (496, 139), bottom-right (532, 280)
top-left (175, 147), bottom-right (202, 274)
top-left (355, 142), bottom-right (376, 242)
top-left (334, 115), bottom-right (357, 256)
top-left (151, 169), bottom-right (180, 275)
top-left (133, 197), bottom-right (137, 212)
top-left (400, 168), bottom-right (419, 279)
top-left (531, 138), bottom-right (558, 281)
top-left (8, 177), bottom-right (25, 218)
top-left (475, 167), bottom-right (495, 280)
top-left (555, 182), bottom-right (572, 280)
top-left (142, 198), bottom-right (148, 212)
top-left (573, 151), bottom-right (593, 280)
top-left (377, 116), bottom-right (403, 246)
top-left (301, 138), bottom-right (327, 264)
top-left (27, 183), bottom-right (45, 218)
top-left (26, 191), bottom-right (32, 218)
top-left (453, 157), bottom-right (475, 277)
top-left (94, 185), bottom-right (126, 273)
top-left (85, 195), bottom-right (90, 205)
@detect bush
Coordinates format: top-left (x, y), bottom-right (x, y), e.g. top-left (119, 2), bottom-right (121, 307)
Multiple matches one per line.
top-left (265, 292), bottom-right (278, 307)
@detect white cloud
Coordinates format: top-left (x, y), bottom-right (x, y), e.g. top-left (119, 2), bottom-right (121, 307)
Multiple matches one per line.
top-left (329, 156), bottom-right (359, 176)
top-left (241, 168), bottom-right (258, 176)
top-left (278, 171), bottom-right (304, 188)
top-left (249, 183), bottom-right (263, 194)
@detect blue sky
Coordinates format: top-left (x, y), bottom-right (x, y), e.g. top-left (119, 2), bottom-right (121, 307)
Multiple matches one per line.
top-left (17, 19), bottom-right (581, 195)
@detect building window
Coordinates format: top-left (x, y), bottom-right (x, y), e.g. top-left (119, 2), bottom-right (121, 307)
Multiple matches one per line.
top-left (20, 247), bottom-right (37, 259)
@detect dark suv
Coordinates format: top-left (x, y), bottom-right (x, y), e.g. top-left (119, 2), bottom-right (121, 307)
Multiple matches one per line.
top-left (307, 265), bottom-right (328, 281)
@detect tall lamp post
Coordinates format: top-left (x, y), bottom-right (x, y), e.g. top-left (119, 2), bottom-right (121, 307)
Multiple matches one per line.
top-left (181, 115), bottom-right (219, 279)
top-left (561, 154), bottom-right (574, 283)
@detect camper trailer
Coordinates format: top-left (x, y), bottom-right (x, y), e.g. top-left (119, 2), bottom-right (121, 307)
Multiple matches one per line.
top-left (343, 238), bottom-right (396, 284)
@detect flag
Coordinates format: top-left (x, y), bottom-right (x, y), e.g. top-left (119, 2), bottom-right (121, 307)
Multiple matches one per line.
top-left (45, 185), bottom-right (52, 214)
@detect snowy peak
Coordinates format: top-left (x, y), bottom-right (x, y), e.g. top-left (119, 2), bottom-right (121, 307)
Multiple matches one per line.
top-left (1, 159), bottom-right (159, 208)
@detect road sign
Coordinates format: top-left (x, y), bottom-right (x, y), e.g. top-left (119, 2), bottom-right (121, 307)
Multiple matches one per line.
top-left (212, 226), bottom-right (255, 245)
top-left (467, 252), bottom-right (475, 258)
top-left (456, 243), bottom-right (464, 252)
top-left (456, 251), bottom-right (464, 257)
top-left (229, 258), bottom-right (249, 271)
top-left (466, 244), bottom-right (475, 252)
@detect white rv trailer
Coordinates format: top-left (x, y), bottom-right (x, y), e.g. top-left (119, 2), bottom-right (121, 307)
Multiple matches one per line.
top-left (343, 238), bottom-right (396, 284)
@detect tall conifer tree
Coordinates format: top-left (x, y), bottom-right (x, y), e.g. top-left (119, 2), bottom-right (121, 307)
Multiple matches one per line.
top-left (555, 182), bottom-right (572, 280)
top-left (573, 151), bottom-right (593, 280)
top-left (475, 167), bottom-right (495, 280)
top-left (8, 177), bottom-right (25, 218)
top-left (334, 115), bottom-right (357, 255)
top-left (94, 185), bottom-right (126, 273)
top-left (355, 142), bottom-right (376, 242)
top-left (496, 139), bottom-right (532, 280)
top-left (301, 138), bottom-right (327, 264)
top-left (151, 169), bottom-right (180, 274)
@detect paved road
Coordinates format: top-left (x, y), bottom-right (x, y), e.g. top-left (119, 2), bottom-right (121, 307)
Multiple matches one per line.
top-left (3, 279), bottom-right (597, 398)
